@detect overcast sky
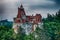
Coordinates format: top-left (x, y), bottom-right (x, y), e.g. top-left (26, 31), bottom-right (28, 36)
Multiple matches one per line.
top-left (0, 0), bottom-right (60, 21)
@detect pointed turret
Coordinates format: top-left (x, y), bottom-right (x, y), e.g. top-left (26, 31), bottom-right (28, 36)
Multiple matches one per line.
top-left (17, 4), bottom-right (25, 18)
top-left (20, 4), bottom-right (24, 10)
top-left (20, 4), bottom-right (23, 8)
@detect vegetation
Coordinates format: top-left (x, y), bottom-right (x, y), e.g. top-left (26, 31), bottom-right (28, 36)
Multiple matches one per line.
top-left (43, 9), bottom-right (60, 40)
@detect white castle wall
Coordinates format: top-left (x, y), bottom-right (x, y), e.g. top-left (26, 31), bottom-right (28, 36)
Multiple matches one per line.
top-left (13, 22), bottom-right (43, 35)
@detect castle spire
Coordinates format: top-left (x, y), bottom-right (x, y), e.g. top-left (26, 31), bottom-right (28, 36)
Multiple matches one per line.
top-left (20, 4), bottom-right (24, 9)
top-left (20, 4), bottom-right (23, 8)
top-left (17, 4), bottom-right (25, 18)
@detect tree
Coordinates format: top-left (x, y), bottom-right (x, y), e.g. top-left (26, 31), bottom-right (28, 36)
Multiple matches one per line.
top-left (43, 10), bottom-right (60, 40)
top-left (43, 21), bottom-right (60, 40)
top-left (47, 13), bottom-right (54, 21)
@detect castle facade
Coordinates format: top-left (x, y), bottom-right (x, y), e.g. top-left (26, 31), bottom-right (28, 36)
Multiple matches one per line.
top-left (13, 4), bottom-right (42, 34)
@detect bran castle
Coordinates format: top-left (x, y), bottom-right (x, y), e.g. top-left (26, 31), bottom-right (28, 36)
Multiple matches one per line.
top-left (13, 4), bottom-right (42, 34)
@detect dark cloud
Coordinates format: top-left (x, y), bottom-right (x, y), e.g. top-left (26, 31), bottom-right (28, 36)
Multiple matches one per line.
top-left (29, 4), bottom-right (57, 10)
top-left (49, 0), bottom-right (60, 5)
top-left (29, 0), bottom-right (60, 10)
top-left (55, 0), bottom-right (60, 4)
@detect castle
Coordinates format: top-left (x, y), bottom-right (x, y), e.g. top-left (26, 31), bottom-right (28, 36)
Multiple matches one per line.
top-left (13, 4), bottom-right (42, 34)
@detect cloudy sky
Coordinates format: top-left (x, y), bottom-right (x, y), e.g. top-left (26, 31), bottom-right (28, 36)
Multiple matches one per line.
top-left (0, 0), bottom-right (60, 21)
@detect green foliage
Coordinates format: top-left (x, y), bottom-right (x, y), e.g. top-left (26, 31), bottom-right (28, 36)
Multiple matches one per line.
top-left (43, 9), bottom-right (60, 40)
top-left (0, 26), bottom-right (14, 40)
top-left (43, 22), bottom-right (60, 40)
top-left (24, 33), bottom-right (34, 40)
top-left (1, 26), bottom-right (26, 40)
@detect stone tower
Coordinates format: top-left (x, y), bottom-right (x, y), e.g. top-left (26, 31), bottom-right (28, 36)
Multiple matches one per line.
top-left (13, 4), bottom-right (26, 34)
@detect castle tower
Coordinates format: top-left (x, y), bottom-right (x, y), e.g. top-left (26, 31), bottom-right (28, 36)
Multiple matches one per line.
top-left (14, 4), bottom-right (26, 23)
top-left (17, 4), bottom-right (26, 18)
top-left (13, 4), bottom-right (26, 34)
